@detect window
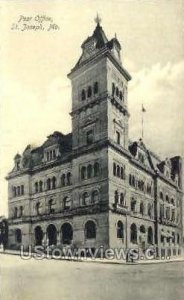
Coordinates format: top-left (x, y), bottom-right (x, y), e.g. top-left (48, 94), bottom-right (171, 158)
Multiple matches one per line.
top-left (140, 225), bottom-right (146, 234)
top-left (116, 131), bottom-right (121, 145)
top-left (19, 206), bottom-right (23, 217)
top-left (166, 195), bottom-right (169, 202)
top-left (160, 204), bottom-right (164, 218)
top-left (120, 167), bottom-right (125, 179)
top-left (86, 130), bottom-right (94, 145)
top-left (17, 186), bottom-right (20, 196)
top-left (13, 187), bottom-right (17, 197)
top-left (47, 178), bottom-right (51, 190)
top-left (91, 190), bottom-right (99, 203)
top-left (148, 203), bottom-right (152, 218)
top-left (87, 86), bottom-right (92, 98)
top-left (140, 202), bottom-right (144, 215)
top-left (117, 221), bottom-right (124, 239)
top-left (63, 197), bottom-right (71, 210)
top-left (15, 229), bottom-right (22, 243)
top-left (171, 209), bottom-right (175, 221)
top-left (166, 207), bottom-right (170, 220)
top-left (117, 165), bottom-right (120, 177)
top-left (82, 192), bottom-right (89, 206)
top-left (61, 174), bottom-right (66, 187)
top-left (113, 163), bottom-right (116, 176)
top-left (119, 91), bottom-right (123, 101)
top-left (177, 234), bottom-right (180, 244)
top-left (85, 221), bottom-right (96, 239)
top-left (48, 199), bottom-right (54, 214)
top-left (81, 89), bottom-right (86, 101)
top-left (14, 207), bottom-right (18, 218)
top-left (39, 181), bottom-right (43, 192)
top-left (116, 87), bottom-right (119, 97)
top-left (21, 185), bottom-right (24, 195)
top-left (87, 164), bottom-right (92, 179)
top-left (131, 198), bottom-right (136, 212)
top-left (114, 190), bottom-right (119, 204)
top-left (130, 224), bottom-right (137, 244)
top-left (53, 149), bottom-right (56, 160)
top-left (112, 83), bottom-right (115, 96)
top-left (36, 202), bottom-right (41, 215)
top-left (93, 82), bottom-right (98, 94)
top-left (81, 166), bottom-right (86, 180)
top-left (120, 193), bottom-right (125, 206)
top-left (148, 227), bottom-right (153, 244)
top-left (94, 162), bottom-right (100, 177)
top-left (52, 177), bottom-right (56, 189)
top-left (67, 172), bottom-right (72, 185)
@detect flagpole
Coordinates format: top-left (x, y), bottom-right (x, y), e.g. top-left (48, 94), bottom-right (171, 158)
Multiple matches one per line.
top-left (142, 105), bottom-right (144, 140)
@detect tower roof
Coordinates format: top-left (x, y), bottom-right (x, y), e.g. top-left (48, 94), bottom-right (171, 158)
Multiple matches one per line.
top-left (81, 22), bottom-right (108, 50)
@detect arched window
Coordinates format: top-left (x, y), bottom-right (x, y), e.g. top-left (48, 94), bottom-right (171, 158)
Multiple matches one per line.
top-left (48, 199), bottom-right (54, 214)
top-left (140, 225), bottom-right (146, 234)
top-left (131, 198), bottom-right (136, 212)
top-left (148, 203), bottom-right (152, 218)
top-left (148, 227), bottom-right (153, 244)
top-left (117, 221), bottom-right (124, 239)
top-left (94, 162), bottom-right (100, 177)
top-left (39, 181), bottom-right (43, 192)
top-left (112, 83), bottom-right (115, 96)
top-left (52, 176), bottom-right (56, 189)
top-left (87, 86), bottom-right (92, 98)
top-left (117, 165), bottom-right (120, 177)
top-left (63, 196), bottom-right (71, 210)
top-left (81, 166), bottom-right (86, 180)
top-left (114, 190), bottom-right (119, 204)
top-left (87, 164), bottom-right (93, 179)
top-left (116, 87), bottom-right (119, 97)
top-left (120, 193), bottom-right (125, 206)
top-left (91, 190), bottom-right (99, 203)
top-left (81, 89), bottom-right (86, 101)
top-left (93, 82), bottom-right (98, 94)
top-left (132, 176), bottom-right (135, 187)
top-left (119, 91), bottom-right (123, 100)
top-left (67, 172), bottom-right (72, 185)
top-left (140, 202), bottom-right (144, 215)
top-left (166, 195), bottom-right (169, 202)
top-left (82, 192), bottom-right (89, 206)
top-left (85, 220), bottom-right (96, 239)
top-left (36, 202), bottom-right (41, 216)
top-left (160, 192), bottom-right (163, 200)
top-left (61, 174), bottom-right (66, 187)
top-left (130, 223), bottom-right (137, 244)
top-left (15, 229), bottom-right (22, 243)
top-left (47, 178), bottom-right (51, 190)
top-left (19, 206), bottom-right (23, 217)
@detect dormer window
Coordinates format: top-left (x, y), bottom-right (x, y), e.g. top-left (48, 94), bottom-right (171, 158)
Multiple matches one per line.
top-left (81, 89), bottom-right (86, 101)
top-left (87, 86), bottom-right (92, 98)
top-left (93, 82), bottom-right (98, 94)
top-left (45, 148), bottom-right (58, 162)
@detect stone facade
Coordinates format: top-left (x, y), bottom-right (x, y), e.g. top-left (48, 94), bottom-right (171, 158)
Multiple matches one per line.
top-left (6, 20), bottom-right (183, 258)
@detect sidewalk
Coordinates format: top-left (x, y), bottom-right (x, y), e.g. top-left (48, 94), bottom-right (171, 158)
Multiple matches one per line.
top-left (0, 249), bottom-right (184, 265)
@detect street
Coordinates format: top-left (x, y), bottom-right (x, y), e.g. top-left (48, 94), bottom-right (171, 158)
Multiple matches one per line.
top-left (0, 254), bottom-right (184, 300)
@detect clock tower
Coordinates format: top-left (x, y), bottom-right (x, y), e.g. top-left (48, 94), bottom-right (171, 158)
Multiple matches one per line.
top-left (68, 17), bottom-right (131, 152)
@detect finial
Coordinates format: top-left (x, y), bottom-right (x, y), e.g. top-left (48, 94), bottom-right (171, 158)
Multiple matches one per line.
top-left (94, 13), bottom-right (101, 25)
top-left (115, 32), bottom-right (117, 38)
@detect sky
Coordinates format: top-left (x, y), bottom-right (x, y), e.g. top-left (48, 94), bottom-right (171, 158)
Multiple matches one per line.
top-left (0, 0), bottom-right (184, 216)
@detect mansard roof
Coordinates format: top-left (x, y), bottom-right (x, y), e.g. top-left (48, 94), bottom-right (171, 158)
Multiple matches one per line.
top-left (9, 131), bottom-right (72, 173)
